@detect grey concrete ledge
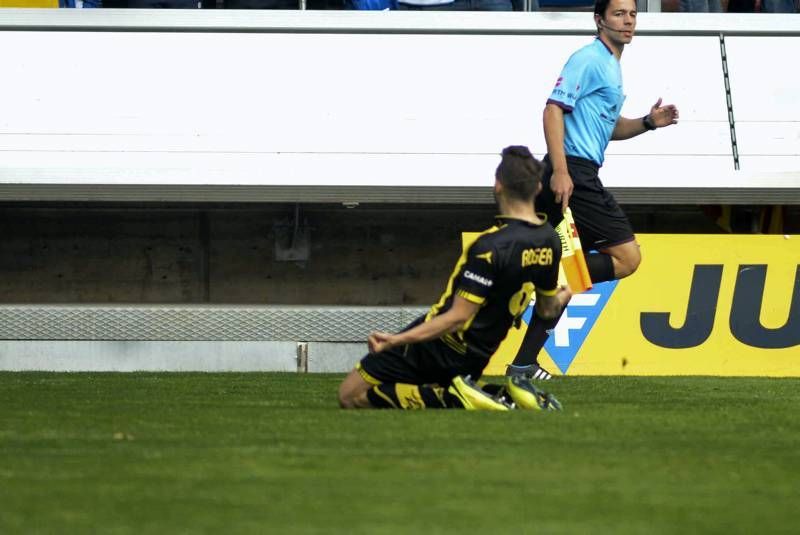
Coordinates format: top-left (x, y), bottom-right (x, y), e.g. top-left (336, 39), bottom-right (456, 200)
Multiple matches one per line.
top-left (0, 340), bottom-right (299, 372)
top-left (1, 183), bottom-right (798, 205)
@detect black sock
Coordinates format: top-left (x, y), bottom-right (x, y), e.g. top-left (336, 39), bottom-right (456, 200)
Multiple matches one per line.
top-left (418, 385), bottom-right (448, 409)
top-left (366, 383), bottom-right (448, 409)
top-left (441, 388), bottom-right (467, 409)
top-left (366, 384), bottom-right (399, 408)
top-left (586, 252), bottom-right (615, 283)
top-left (510, 311), bottom-right (561, 368)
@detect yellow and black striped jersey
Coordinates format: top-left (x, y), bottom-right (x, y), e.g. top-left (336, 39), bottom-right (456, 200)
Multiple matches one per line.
top-left (427, 216), bottom-right (561, 358)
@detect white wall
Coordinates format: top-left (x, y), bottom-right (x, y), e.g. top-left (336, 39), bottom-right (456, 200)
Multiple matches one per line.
top-left (0, 11), bottom-right (798, 200)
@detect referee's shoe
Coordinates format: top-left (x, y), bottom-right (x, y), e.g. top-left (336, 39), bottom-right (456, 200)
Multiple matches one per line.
top-left (506, 375), bottom-right (562, 411)
top-left (449, 375), bottom-right (510, 411)
top-left (506, 363), bottom-right (553, 381)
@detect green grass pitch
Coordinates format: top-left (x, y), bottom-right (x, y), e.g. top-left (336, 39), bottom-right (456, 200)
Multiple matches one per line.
top-left (1, 373), bottom-right (798, 534)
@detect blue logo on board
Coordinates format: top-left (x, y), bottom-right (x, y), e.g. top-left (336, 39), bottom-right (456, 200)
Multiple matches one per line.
top-left (523, 280), bottom-right (618, 374)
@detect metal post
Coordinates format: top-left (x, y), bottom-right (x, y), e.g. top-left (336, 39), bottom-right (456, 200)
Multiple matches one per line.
top-left (296, 342), bottom-right (309, 373)
top-left (637, 0), bottom-right (663, 12)
top-left (647, 0), bottom-right (662, 12)
top-left (719, 34), bottom-right (740, 171)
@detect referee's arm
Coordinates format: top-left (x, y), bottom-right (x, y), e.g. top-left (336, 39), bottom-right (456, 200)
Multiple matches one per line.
top-left (611, 115), bottom-right (653, 140)
top-left (613, 98), bottom-right (679, 140)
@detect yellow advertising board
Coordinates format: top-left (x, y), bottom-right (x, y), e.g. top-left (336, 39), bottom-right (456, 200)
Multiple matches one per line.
top-left (481, 234), bottom-right (799, 377)
top-left (0, 1), bottom-right (58, 6)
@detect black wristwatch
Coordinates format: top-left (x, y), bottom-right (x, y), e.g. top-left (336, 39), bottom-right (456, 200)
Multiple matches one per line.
top-left (642, 115), bottom-right (657, 131)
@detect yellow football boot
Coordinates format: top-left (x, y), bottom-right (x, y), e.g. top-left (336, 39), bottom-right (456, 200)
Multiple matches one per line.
top-left (506, 375), bottom-right (562, 411)
top-left (448, 375), bottom-right (511, 411)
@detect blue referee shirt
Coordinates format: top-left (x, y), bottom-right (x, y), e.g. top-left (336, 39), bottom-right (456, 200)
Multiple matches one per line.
top-left (547, 38), bottom-right (625, 166)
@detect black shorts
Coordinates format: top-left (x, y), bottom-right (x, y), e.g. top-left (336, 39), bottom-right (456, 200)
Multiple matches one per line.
top-left (357, 317), bottom-right (489, 387)
top-left (539, 155), bottom-right (635, 250)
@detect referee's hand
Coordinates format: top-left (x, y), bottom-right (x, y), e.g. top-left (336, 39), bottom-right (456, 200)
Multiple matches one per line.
top-left (551, 169), bottom-right (574, 213)
top-left (649, 97), bottom-right (679, 128)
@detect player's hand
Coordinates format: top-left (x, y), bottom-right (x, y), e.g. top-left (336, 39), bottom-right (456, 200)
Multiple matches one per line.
top-left (368, 331), bottom-right (395, 354)
top-left (648, 97), bottom-right (679, 128)
top-left (550, 169), bottom-right (574, 213)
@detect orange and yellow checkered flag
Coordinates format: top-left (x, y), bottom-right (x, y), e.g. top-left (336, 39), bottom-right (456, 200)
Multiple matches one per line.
top-left (554, 208), bottom-right (592, 294)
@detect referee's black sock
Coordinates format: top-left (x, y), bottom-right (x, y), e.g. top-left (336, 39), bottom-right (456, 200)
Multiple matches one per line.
top-left (586, 252), bottom-right (616, 283)
top-left (508, 253), bottom-right (614, 372)
top-left (366, 383), bottom-right (447, 409)
top-left (509, 311), bottom-right (561, 368)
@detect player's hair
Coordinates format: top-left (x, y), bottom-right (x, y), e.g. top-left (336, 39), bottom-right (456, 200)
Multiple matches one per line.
top-left (495, 145), bottom-right (543, 201)
top-left (594, 0), bottom-right (611, 16)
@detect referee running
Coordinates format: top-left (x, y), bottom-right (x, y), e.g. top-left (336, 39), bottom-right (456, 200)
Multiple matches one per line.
top-left (509, 0), bottom-right (680, 379)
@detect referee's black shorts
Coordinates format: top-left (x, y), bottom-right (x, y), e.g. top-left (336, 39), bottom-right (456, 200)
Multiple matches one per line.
top-left (539, 155), bottom-right (635, 250)
top-left (357, 317), bottom-right (488, 387)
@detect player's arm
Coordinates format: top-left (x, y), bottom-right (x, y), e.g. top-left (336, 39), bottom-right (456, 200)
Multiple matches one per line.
top-left (612, 98), bottom-right (679, 140)
top-left (368, 296), bottom-right (480, 354)
top-left (543, 102), bottom-right (573, 213)
top-left (531, 233), bottom-right (570, 320)
top-left (534, 285), bottom-right (572, 321)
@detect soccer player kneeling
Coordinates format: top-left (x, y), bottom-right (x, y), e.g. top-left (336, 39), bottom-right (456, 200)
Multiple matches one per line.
top-left (338, 146), bottom-right (571, 410)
